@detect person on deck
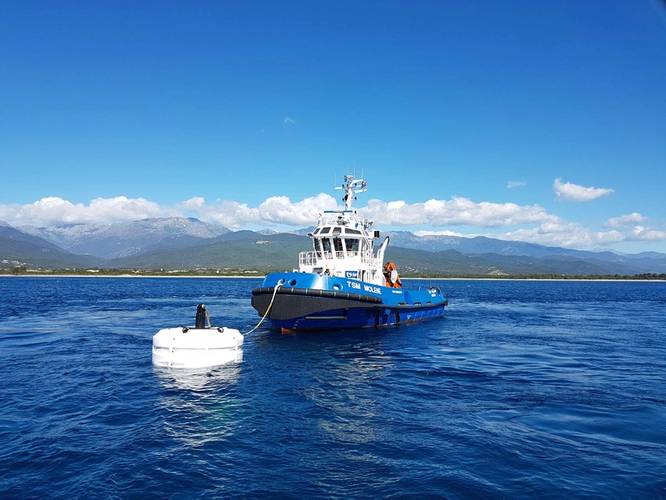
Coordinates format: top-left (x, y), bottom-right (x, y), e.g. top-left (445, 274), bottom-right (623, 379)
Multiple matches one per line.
top-left (383, 262), bottom-right (402, 288)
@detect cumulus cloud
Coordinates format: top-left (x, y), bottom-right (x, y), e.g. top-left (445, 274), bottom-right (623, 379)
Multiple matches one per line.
top-left (192, 200), bottom-right (258, 228)
top-left (606, 212), bottom-right (646, 227)
top-left (499, 217), bottom-right (666, 248)
top-left (0, 193), bottom-right (554, 230)
top-left (0, 196), bottom-right (164, 226)
top-left (506, 180), bottom-right (526, 189)
top-left (553, 178), bottom-right (614, 201)
top-left (413, 230), bottom-right (468, 237)
top-left (2, 192), bottom-right (665, 250)
top-left (501, 219), bottom-right (624, 248)
top-left (629, 226), bottom-right (666, 241)
top-left (179, 195), bottom-right (557, 230)
top-left (360, 197), bottom-right (555, 227)
top-left (257, 193), bottom-right (337, 225)
top-left (179, 196), bottom-right (206, 210)
top-left (176, 193), bottom-right (338, 229)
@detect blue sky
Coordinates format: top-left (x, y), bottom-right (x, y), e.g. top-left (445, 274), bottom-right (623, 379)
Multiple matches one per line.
top-left (1, 1), bottom-right (665, 251)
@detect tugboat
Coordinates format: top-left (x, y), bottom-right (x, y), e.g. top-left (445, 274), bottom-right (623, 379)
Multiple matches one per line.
top-left (251, 176), bottom-right (448, 330)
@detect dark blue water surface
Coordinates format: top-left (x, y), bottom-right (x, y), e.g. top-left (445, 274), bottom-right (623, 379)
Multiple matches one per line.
top-left (1, 277), bottom-right (665, 497)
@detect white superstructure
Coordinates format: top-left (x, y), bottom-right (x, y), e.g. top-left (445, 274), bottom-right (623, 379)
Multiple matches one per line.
top-left (298, 175), bottom-right (389, 286)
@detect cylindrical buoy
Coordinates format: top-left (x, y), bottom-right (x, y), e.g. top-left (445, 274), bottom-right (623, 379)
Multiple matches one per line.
top-left (152, 327), bottom-right (244, 369)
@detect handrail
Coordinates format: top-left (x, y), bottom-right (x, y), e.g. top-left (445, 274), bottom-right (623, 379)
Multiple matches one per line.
top-left (299, 250), bottom-right (376, 266)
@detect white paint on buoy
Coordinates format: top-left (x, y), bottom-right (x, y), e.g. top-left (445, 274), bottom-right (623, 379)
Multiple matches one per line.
top-left (152, 327), bottom-right (244, 369)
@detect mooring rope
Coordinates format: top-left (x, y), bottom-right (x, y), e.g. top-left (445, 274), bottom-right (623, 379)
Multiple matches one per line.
top-left (243, 282), bottom-right (282, 335)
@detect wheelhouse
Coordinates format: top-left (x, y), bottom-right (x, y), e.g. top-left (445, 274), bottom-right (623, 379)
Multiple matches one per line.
top-left (298, 208), bottom-right (389, 285)
top-left (311, 226), bottom-right (369, 259)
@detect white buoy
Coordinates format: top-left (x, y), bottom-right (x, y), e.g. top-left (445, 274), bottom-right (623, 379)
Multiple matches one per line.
top-left (152, 327), bottom-right (244, 369)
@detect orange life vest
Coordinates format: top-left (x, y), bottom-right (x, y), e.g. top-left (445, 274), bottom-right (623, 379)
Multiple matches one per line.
top-left (383, 261), bottom-right (402, 288)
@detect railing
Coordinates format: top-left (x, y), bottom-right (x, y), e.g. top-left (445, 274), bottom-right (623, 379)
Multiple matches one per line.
top-left (319, 213), bottom-right (369, 227)
top-left (299, 251), bottom-right (376, 266)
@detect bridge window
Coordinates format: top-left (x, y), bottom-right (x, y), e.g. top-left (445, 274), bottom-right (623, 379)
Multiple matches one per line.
top-left (332, 227), bottom-right (342, 236)
top-left (320, 227), bottom-right (331, 234)
top-left (321, 238), bottom-right (332, 253)
top-left (345, 228), bottom-right (361, 235)
top-left (333, 237), bottom-right (343, 253)
top-left (344, 238), bottom-right (359, 253)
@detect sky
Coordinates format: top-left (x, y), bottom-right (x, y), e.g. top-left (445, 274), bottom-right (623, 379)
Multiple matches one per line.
top-left (1, 1), bottom-right (665, 252)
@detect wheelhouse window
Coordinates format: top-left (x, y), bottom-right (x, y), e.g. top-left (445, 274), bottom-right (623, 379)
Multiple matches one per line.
top-left (333, 237), bottom-right (343, 254)
top-left (345, 228), bottom-right (361, 235)
top-left (321, 238), bottom-right (332, 253)
top-left (332, 227), bottom-right (342, 236)
top-left (320, 227), bottom-right (331, 234)
top-left (344, 238), bottom-right (359, 254)
top-left (314, 239), bottom-right (323, 255)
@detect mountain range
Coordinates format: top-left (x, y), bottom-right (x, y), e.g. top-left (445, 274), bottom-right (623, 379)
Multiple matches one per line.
top-left (18, 217), bottom-right (229, 258)
top-left (2, 217), bottom-right (666, 276)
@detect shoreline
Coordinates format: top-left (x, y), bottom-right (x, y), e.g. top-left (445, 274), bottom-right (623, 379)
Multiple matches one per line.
top-left (1, 274), bottom-right (664, 282)
top-left (0, 274), bottom-right (261, 279)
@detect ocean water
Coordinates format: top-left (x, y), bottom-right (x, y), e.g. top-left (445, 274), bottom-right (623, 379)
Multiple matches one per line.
top-left (1, 277), bottom-right (665, 497)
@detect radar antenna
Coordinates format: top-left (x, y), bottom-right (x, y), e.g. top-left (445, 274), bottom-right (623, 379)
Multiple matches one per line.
top-left (335, 175), bottom-right (367, 210)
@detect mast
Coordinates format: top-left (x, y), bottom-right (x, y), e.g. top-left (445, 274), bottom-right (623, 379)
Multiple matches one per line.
top-left (337, 175), bottom-right (367, 210)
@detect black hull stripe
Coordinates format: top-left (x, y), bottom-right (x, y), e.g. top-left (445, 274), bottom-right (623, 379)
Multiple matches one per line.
top-left (252, 286), bottom-right (383, 304)
top-left (251, 286), bottom-right (448, 309)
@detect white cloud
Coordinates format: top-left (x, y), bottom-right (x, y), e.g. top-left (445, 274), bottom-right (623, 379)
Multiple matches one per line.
top-left (360, 197), bottom-right (555, 227)
top-left (179, 193), bottom-right (338, 229)
top-left (629, 226), bottom-right (666, 241)
top-left (413, 230), bottom-right (468, 237)
top-left (553, 178), bottom-right (614, 201)
top-left (182, 195), bottom-right (557, 231)
top-left (606, 212), bottom-right (646, 227)
top-left (2, 193), bottom-right (665, 250)
top-left (0, 196), bottom-right (164, 226)
top-left (501, 219), bottom-right (624, 248)
top-left (499, 217), bottom-right (666, 248)
top-left (0, 193), bottom-right (554, 230)
top-left (506, 180), bottom-right (526, 189)
top-left (257, 193), bottom-right (337, 226)
top-left (283, 116), bottom-right (295, 126)
top-left (180, 196), bottom-right (206, 210)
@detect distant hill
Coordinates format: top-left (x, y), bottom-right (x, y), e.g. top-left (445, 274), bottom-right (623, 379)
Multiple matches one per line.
top-left (386, 247), bottom-right (629, 276)
top-left (387, 231), bottom-right (597, 257)
top-left (0, 223), bottom-right (98, 268)
top-left (20, 217), bottom-right (229, 258)
top-left (105, 231), bottom-right (311, 271)
top-left (104, 230), bottom-right (663, 276)
top-left (386, 231), bottom-right (666, 273)
top-left (3, 220), bottom-right (666, 276)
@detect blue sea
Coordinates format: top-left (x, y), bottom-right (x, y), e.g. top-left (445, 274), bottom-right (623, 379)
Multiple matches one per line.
top-left (1, 277), bottom-right (665, 497)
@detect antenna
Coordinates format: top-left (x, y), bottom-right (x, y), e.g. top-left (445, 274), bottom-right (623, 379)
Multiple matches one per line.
top-left (338, 174), bottom-right (368, 210)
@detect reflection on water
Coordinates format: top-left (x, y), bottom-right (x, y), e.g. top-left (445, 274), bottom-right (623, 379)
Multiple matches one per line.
top-left (297, 332), bottom-right (397, 446)
top-left (154, 364), bottom-right (242, 391)
top-left (154, 365), bottom-right (243, 447)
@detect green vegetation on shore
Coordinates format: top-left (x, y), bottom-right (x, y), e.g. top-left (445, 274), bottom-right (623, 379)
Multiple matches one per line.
top-left (4, 224), bottom-right (666, 277)
top-left (3, 266), bottom-right (666, 281)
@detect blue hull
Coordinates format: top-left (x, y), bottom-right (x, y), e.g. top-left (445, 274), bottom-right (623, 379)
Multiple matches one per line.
top-left (268, 303), bottom-right (447, 330)
top-left (251, 272), bottom-right (447, 331)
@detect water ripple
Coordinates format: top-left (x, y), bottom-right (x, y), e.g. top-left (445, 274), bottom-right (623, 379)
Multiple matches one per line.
top-left (0, 277), bottom-right (665, 496)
